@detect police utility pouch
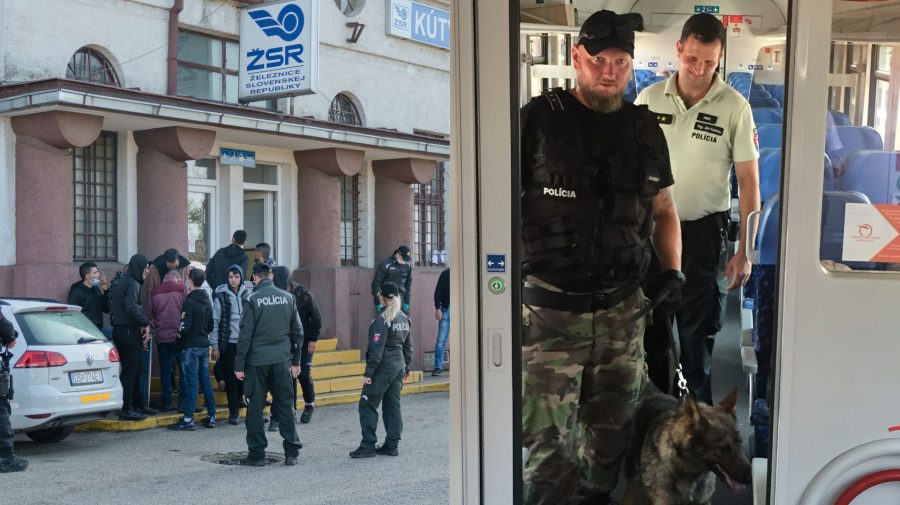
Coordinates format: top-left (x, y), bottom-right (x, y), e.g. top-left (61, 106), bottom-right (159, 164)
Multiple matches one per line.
top-left (0, 352), bottom-right (13, 401)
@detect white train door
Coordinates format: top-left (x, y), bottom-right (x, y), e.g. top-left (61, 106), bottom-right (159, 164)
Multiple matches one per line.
top-left (450, 1), bottom-right (519, 504)
top-left (773, 1), bottom-right (900, 503)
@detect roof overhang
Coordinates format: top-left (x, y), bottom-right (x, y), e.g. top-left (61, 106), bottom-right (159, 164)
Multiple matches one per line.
top-left (0, 79), bottom-right (449, 162)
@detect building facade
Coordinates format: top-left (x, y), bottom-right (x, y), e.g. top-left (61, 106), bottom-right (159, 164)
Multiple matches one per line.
top-left (0, 0), bottom-right (450, 370)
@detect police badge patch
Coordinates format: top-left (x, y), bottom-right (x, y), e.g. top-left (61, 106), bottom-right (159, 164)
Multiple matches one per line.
top-left (373, 333), bottom-right (382, 345)
top-left (753, 127), bottom-right (759, 152)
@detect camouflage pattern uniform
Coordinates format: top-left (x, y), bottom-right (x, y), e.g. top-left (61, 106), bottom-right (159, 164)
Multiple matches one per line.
top-left (522, 281), bottom-right (649, 505)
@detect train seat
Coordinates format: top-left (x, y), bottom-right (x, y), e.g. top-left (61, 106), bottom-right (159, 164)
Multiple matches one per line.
top-left (837, 150), bottom-right (897, 204)
top-left (750, 97), bottom-right (781, 108)
top-left (828, 109), bottom-right (851, 126)
top-left (752, 108), bottom-right (784, 124)
top-left (757, 124), bottom-right (783, 149)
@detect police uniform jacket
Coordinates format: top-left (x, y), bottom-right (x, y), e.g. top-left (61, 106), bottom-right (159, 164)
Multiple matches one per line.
top-left (371, 257), bottom-right (412, 305)
top-left (235, 279), bottom-right (304, 371)
top-left (364, 312), bottom-right (412, 378)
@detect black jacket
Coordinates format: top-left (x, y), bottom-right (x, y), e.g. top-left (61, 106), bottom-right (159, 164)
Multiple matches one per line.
top-left (364, 312), bottom-right (412, 378)
top-left (371, 257), bottom-right (413, 305)
top-left (68, 281), bottom-right (108, 329)
top-left (433, 268), bottom-right (449, 310)
top-left (109, 255), bottom-right (150, 327)
top-left (178, 289), bottom-right (214, 348)
top-left (291, 283), bottom-right (322, 342)
top-left (206, 244), bottom-right (249, 289)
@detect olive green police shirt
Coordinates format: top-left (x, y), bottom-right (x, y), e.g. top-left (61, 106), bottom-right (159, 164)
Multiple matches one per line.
top-left (364, 312), bottom-right (412, 378)
top-left (235, 279), bottom-right (304, 371)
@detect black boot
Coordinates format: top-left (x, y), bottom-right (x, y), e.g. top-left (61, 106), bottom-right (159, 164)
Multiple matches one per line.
top-left (0, 454), bottom-right (28, 473)
top-left (228, 408), bottom-right (240, 425)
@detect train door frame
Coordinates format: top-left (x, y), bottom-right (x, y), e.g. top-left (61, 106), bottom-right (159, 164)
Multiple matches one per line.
top-left (450, 1), bottom-right (520, 504)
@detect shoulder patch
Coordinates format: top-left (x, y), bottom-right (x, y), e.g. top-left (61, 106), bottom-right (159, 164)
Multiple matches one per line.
top-left (373, 333), bottom-right (382, 345)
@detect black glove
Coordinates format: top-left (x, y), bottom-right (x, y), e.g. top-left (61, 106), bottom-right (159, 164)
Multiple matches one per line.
top-left (653, 269), bottom-right (685, 315)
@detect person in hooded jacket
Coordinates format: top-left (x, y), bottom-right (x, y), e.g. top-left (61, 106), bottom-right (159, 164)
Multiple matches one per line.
top-left (146, 270), bottom-right (187, 412)
top-left (109, 254), bottom-right (153, 421)
top-left (371, 245), bottom-right (413, 315)
top-left (67, 261), bottom-right (109, 330)
top-left (270, 266), bottom-right (322, 430)
top-left (211, 264), bottom-right (249, 425)
top-left (207, 230), bottom-right (249, 290)
top-left (350, 281), bottom-right (412, 458)
top-left (169, 269), bottom-right (216, 431)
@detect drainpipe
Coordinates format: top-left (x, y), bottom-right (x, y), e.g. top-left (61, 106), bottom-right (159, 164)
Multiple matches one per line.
top-left (167, 0), bottom-right (184, 96)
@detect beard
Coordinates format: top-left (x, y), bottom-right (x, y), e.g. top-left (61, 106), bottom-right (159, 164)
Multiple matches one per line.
top-left (577, 80), bottom-right (625, 113)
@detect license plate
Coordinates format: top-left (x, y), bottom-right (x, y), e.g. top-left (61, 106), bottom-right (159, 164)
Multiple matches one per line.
top-left (69, 370), bottom-right (103, 386)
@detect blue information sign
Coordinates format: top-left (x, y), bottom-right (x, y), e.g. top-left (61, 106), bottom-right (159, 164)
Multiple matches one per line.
top-left (694, 5), bottom-right (720, 14)
top-left (487, 254), bottom-right (506, 273)
top-left (220, 148), bottom-right (256, 168)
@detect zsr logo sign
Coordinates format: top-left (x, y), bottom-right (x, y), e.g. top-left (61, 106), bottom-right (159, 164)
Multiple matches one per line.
top-left (247, 3), bottom-right (305, 71)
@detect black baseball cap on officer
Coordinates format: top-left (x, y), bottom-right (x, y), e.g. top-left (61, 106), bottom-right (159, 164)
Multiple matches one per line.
top-left (252, 262), bottom-right (272, 275)
top-left (396, 245), bottom-right (412, 262)
top-left (576, 10), bottom-right (644, 58)
top-left (380, 281), bottom-right (401, 298)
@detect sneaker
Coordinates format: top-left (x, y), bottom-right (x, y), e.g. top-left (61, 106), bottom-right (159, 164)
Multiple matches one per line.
top-left (300, 405), bottom-right (314, 424)
top-left (284, 456), bottom-right (298, 466)
top-left (374, 444), bottom-right (399, 456)
top-left (0, 455), bottom-right (28, 473)
top-left (431, 369), bottom-right (442, 376)
top-left (228, 409), bottom-right (240, 425)
top-left (167, 419), bottom-right (196, 431)
top-left (268, 418), bottom-right (279, 432)
top-left (349, 447), bottom-right (375, 458)
top-left (203, 417), bottom-right (216, 429)
top-left (118, 409), bottom-right (148, 421)
top-left (136, 406), bottom-right (158, 416)
top-left (239, 456), bottom-right (266, 467)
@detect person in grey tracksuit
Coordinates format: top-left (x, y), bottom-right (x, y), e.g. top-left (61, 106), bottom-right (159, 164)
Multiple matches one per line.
top-left (211, 264), bottom-right (249, 425)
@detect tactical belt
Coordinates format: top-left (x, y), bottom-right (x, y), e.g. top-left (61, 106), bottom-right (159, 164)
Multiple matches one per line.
top-left (680, 211), bottom-right (729, 238)
top-left (522, 282), bottom-right (640, 313)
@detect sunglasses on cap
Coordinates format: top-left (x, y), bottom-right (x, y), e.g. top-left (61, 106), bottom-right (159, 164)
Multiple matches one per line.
top-left (577, 23), bottom-right (635, 46)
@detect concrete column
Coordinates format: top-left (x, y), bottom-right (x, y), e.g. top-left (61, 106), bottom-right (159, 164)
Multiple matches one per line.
top-left (8, 111), bottom-right (103, 299)
top-left (293, 148), bottom-right (365, 267)
top-left (133, 126), bottom-right (215, 256)
top-left (372, 158), bottom-right (438, 261)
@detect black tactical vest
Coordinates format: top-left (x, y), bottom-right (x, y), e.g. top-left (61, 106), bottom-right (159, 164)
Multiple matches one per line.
top-left (521, 90), bottom-right (668, 291)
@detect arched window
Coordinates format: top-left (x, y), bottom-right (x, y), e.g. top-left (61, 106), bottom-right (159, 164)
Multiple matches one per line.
top-left (67, 47), bottom-right (120, 86)
top-left (329, 93), bottom-right (363, 125)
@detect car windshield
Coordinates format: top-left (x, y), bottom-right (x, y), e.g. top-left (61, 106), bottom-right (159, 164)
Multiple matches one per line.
top-left (15, 311), bottom-right (108, 345)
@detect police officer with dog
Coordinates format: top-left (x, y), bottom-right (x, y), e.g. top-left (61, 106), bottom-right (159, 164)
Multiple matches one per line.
top-left (520, 10), bottom-right (683, 505)
top-left (0, 311), bottom-right (26, 472)
top-left (234, 262), bottom-right (304, 467)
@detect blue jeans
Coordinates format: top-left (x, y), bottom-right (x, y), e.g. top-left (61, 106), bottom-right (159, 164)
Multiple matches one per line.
top-left (434, 308), bottom-right (450, 371)
top-left (156, 342), bottom-right (184, 406)
top-left (180, 347), bottom-right (216, 420)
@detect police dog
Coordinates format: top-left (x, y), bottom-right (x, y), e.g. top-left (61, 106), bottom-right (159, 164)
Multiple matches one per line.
top-left (622, 385), bottom-right (751, 505)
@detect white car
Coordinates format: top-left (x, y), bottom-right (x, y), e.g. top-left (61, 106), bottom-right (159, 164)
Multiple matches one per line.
top-left (1, 298), bottom-right (123, 443)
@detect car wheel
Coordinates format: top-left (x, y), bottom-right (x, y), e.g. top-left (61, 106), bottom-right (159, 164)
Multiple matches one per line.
top-left (25, 426), bottom-right (74, 443)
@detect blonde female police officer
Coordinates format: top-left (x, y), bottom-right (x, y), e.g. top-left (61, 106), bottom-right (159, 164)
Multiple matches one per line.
top-left (349, 282), bottom-right (412, 458)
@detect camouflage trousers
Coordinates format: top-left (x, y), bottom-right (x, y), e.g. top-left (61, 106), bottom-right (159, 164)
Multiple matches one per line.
top-left (522, 287), bottom-right (648, 505)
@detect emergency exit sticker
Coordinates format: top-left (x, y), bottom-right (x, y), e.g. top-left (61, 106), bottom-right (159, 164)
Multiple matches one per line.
top-left (842, 203), bottom-right (900, 262)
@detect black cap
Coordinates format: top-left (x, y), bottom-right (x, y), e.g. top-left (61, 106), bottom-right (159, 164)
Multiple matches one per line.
top-left (396, 245), bottom-right (411, 262)
top-left (380, 282), bottom-right (401, 298)
top-left (577, 10), bottom-right (644, 58)
top-left (252, 262), bottom-right (272, 275)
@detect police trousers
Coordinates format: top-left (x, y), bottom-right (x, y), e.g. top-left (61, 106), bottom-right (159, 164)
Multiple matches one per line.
top-left (244, 362), bottom-right (302, 459)
top-left (645, 212), bottom-right (728, 404)
top-left (0, 396), bottom-right (12, 456)
top-left (521, 288), bottom-right (648, 505)
top-left (357, 368), bottom-right (404, 450)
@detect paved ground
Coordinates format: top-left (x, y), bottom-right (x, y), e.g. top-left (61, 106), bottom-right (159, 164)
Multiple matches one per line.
top-left (9, 393), bottom-right (450, 505)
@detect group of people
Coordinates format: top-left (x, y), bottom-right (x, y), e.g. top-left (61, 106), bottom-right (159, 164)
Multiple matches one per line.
top-left (64, 232), bottom-right (446, 464)
top-left (520, 10), bottom-right (759, 505)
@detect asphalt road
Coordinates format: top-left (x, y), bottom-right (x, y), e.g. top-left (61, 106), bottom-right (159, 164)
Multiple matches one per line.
top-left (8, 393), bottom-right (451, 505)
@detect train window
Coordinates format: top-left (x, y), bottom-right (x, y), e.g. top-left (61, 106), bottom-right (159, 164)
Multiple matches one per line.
top-left (822, 7), bottom-right (900, 272)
